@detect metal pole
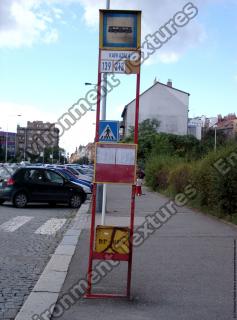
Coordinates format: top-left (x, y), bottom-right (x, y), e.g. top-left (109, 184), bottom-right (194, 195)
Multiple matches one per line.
top-left (101, 0), bottom-right (110, 225)
top-left (24, 128), bottom-right (26, 161)
top-left (5, 126), bottom-right (8, 163)
top-left (87, 51), bottom-right (102, 296)
top-left (214, 127), bottom-right (217, 152)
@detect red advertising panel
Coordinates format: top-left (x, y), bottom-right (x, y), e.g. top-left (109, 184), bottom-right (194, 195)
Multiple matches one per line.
top-left (94, 143), bottom-right (137, 184)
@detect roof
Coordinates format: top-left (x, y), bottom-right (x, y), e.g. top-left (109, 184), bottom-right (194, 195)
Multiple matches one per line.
top-left (217, 119), bottom-right (237, 130)
top-left (121, 81), bottom-right (190, 118)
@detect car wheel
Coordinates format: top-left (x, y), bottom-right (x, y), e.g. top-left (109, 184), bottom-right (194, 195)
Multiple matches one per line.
top-left (69, 194), bottom-right (82, 208)
top-left (0, 200), bottom-right (5, 205)
top-left (13, 192), bottom-right (28, 208)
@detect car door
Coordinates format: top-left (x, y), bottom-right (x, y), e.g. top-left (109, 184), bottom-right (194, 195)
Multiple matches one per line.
top-left (24, 169), bottom-right (51, 201)
top-left (44, 170), bottom-right (68, 202)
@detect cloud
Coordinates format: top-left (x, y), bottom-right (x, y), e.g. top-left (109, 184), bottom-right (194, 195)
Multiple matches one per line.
top-left (76, 0), bottom-right (223, 64)
top-left (0, 0), bottom-right (60, 48)
top-left (78, 1), bottom-right (202, 65)
top-left (0, 101), bottom-right (55, 132)
top-left (0, 100), bottom-right (96, 153)
top-left (0, 0), bottom-right (231, 64)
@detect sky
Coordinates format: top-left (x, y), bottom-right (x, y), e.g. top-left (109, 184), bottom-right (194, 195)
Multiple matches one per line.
top-left (0, 0), bottom-right (237, 154)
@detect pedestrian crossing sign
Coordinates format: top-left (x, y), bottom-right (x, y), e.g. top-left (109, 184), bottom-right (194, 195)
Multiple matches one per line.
top-left (99, 120), bottom-right (119, 142)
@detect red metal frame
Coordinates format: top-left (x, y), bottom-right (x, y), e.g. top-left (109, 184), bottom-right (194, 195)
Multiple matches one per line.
top-left (86, 47), bottom-right (141, 299)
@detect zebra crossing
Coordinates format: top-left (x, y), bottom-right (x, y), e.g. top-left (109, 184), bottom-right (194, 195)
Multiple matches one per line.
top-left (0, 215), bottom-right (67, 235)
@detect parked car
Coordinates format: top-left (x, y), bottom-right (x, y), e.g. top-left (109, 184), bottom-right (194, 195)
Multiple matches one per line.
top-left (65, 165), bottom-right (93, 182)
top-left (53, 167), bottom-right (92, 194)
top-left (0, 167), bottom-right (86, 208)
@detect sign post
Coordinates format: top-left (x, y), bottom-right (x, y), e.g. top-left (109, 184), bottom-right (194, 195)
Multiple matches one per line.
top-left (86, 8), bottom-right (141, 299)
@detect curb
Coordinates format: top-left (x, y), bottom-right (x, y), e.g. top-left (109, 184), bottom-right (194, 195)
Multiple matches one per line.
top-left (15, 203), bottom-right (90, 320)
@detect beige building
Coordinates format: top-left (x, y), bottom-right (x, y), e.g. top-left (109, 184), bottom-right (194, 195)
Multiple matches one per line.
top-left (70, 143), bottom-right (95, 163)
top-left (16, 121), bottom-right (59, 157)
top-left (85, 143), bottom-right (95, 163)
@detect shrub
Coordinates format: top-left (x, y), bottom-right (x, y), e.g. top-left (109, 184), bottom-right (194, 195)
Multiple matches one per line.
top-left (192, 144), bottom-right (237, 215)
top-left (145, 155), bottom-right (181, 191)
top-left (168, 162), bottom-right (194, 194)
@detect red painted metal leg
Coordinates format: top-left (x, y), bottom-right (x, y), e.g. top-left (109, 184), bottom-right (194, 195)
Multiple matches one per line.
top-left (127, 72), bottom-right (141, 298)
top-left (127, 184), bottom-right (136, 298)
top-left (86, 183), bottom-right (97, 295)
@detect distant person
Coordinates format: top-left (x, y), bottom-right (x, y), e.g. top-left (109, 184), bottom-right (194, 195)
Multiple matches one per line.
top-left (135, 174), bottom-right (143, 196)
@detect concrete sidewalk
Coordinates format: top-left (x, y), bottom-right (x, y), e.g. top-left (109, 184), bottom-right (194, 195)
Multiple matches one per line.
top-left (51, 184), bottom-right (237, 320)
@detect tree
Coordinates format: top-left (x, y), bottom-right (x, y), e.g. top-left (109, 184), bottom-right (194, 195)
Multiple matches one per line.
top-left (31, 146), bottom-right (67, 164)
top-left (201, 128), bottom-right (227, 153)
top-left (123, 118), bottom-right (160, 167)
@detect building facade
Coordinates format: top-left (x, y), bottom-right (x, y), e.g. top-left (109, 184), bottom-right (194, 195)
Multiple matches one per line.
top-left (121, 80), bottom-right (190, 137)
top-left (0, 131), bottom-right (16, 158)
top-left (70, 143), bottom-right (95, 163)
top-left (16, 121), bottom-right (59, 157)
top-left (188, 116), bottom-right (218, 140)
top-left (215, 114), bottom-right (237, 138)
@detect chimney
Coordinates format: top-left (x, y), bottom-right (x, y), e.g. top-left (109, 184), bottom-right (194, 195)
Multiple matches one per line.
top-left (153, 77), bottom-right (157, 85)
top-left (167, 79), bottom-right (172, 87)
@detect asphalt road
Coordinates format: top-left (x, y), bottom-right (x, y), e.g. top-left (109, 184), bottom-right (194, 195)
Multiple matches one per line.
top-left (0, 202), bottom-right (77, 320)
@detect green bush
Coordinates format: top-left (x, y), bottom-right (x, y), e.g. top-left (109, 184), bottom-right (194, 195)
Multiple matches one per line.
top-left (168, 162), bottom-right (193, 194)
top-left (191, 144), bottom-right (237, 215)
top-left (145, 155), bottom-right (181, 191)
top-left (208, 145), bottom-right (237, 214)
top-left (145, 143), bottom-right (237, 216)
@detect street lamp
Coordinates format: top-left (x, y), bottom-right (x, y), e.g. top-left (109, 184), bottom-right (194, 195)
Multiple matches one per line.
top-left (85, 83), bottom-right (97, 111)
top-left (5, 114), bottom-right (22, 163)
top-left (84, 82), bottom-right (97, 86)
top-left (85, 0), bottom-right (110, 225)
top-left (213, 124), bottom-right (217, 152)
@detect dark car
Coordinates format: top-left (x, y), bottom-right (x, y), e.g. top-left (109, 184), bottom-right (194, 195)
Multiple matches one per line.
top-left (0, 167), bottom-right (86, 208)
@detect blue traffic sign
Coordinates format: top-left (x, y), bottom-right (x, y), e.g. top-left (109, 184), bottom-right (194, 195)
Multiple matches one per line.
top-left (99, 120), bottom-right (119, 142)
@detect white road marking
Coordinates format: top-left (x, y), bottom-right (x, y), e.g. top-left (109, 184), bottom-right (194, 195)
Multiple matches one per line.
top-left (35, 218), bottom-right (67, 235)
top-left (0, 216), bottom-right (33, 232)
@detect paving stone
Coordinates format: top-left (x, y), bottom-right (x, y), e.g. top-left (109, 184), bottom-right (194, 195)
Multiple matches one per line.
top-left (0, 205), bottom-right (75, 318)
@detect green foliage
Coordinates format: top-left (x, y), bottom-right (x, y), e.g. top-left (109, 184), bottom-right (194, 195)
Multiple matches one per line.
top-left (124, 118), bottom-right (237, 217)
top-left (201, 128), bottom-right (227, 152)
top-left (34, 147), bottom-right (66, 164)
top-left (168, 162), bottom-right (193, 194)
top-left (195, 145), bottom-right (237, 215)
top-left (145, 155), bottom-right (181, 191)
top-left (123, 118), bottom-right (160, 168)
top-left (145, 144), bottom-right (237, 216)
top-left (152, 133), bottom-right (201, 160)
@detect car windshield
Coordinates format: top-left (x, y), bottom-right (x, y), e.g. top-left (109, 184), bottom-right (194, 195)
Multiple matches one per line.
top-left (55, 169), bottom-right (71, 180)
top-left (62, 169), bottom-right (77, 179)
top-left (65, 167), bottom-right (78, 175)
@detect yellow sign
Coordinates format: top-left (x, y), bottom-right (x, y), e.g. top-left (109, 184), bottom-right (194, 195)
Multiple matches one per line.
top-left (99, 10), bottom-right (141, 50)
top-left (95, 225), bottom-right (130, 254)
